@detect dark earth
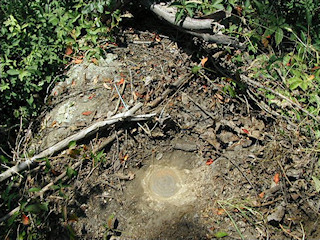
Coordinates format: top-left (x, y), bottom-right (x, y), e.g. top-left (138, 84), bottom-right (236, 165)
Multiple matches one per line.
top-left (8, 10), bottom-right (320, 240)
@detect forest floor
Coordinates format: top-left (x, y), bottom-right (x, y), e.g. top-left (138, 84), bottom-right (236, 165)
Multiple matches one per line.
top-left (1, 10), bottom-right (320, 240)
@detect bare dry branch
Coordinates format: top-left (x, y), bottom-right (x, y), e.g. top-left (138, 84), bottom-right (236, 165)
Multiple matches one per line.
top-left (0, 103), bottom-right (153, 183)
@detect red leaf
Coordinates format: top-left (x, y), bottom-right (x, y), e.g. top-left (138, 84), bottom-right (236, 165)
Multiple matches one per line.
top-left (206, 159), bottom-right (214, 165)
top-left (51, 169), bottom-right (62, 176)
top-left (258, 192), bottom-right (265, 198)
top-left (65, 46), bottom-right (73, 56)
top-left (117, 78), bottom-right (125, 85)
top-left (91, 58), bottom-right (98, 65)
top-left (73, 58), bottom-right (83, 64)
top-left (22, 214), bottom-right (30, 225)
top-left (242, 128), bottom-right (249, 134)
top-left (311, 66), bottom-right (320, 71)
top-left (82, 111), bottom-right (93, 116)
top-left (273, 173), bottom-right (280, 184)
top-left (88, 94), bottom-right (96, 100)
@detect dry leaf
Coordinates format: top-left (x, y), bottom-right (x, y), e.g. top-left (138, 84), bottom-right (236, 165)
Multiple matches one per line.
top-left (258, 192), bottom-right (265, 198)
top-left (206, 159), bottom-right (214, 165)
top-left (103, 83), bottom-right (111, 89)
top-left (21, 214), bottom-right (30, 225)
top-left (217, 208), bottom-right (225, 215)
top-left (65, 46), bottom-right (73, 55)
top-left (88, 94), bottom-right (96, 100)
top-left (73, 58), bottom-right (83, 64)
top-left (262, 37), bottom-right (269, 48)
top-left (274, 173), bottom-right (280, 184)
top-left (201, 57), bottom-right (208, 67)
top-left (117, 77), bottom-right (125, 85)
top-left (91, 58), bottom-right (98, 65)
top-left (308, 75), bottom-right (315, 80)
top-left (82, 111), bottom-right (93, 116)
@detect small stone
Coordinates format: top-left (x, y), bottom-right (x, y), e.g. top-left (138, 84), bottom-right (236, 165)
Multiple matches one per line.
top-left (267, 202), bottom-right (285, 224)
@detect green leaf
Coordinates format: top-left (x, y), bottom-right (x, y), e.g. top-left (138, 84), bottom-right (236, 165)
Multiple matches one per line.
top-left (275, 28), bottom-right (284, 46)
top-left (28, 187), bottom-right (42, 192)
top-left (312, 176), bottom-right (320, 192)
top-left (66, 167), bottom-right (77, 178)
top-left (170, 1), bottom-right (183, 8)
top-left (192, 65), bottom-right (202, 74)
top-left (49, 16), bottom-right (59, 26)
top-left (45, 158), bottom-right (51, 170)
top-left (185, 7), bottom-right (194, 17)
top-left (175, 9), bottom-right (185, 23)
top-left (26, 95), bottom-right (34, 106)
top-left (0, 81), bottom-right (10, 91)
top-left (300, 81), bottom-right (309, 91)
top-left (50, 185), bottom-right (60, 190)
top-left (214, 231), bottom-right (229, 238)
top-left (289, 77), bottom-right (302, 90)
top-left (25, 203), bottom-right (48, 213)
top-left (224, 85), bottom-right (236, 97)
top-left (8, 211), bottom-right (19, 226)
top-left (68, 141), bottom-right (77, 149)
top-left (7, 69), bottom-right (19, 75)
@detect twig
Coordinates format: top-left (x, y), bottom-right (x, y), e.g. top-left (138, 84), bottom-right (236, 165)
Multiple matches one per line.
top-left (186, 94), bottom-right (218, 121)
top-left (0, 206), bottom-right (21, 223)
top-left (0, 130), bottom-right (124, 223)
top-left (184, 30), bottom-right (244, 48)
top-left (227, 156), bottom-right (259, 197)
top-left (112, 81), bottom-right (127, 115)
top-left (279, 224), bottom-right (302, 240)
top-left (129, 69), bottom-right (134, 104)
top-left (0, 103), bottom-right (144, 183)
top-left (241, 75), bottom-right (319, 122)
top-left (148, 73), bottom-right (193, 108)
top-left (300, 222), bottom-right (305, 240)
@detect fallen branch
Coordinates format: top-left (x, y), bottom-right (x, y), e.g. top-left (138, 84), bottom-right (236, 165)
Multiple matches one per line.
top-left (0, 130), bottom-right (125, 223)
top-left (0, 103), bottom-right (151, 183)
top-left (140, 0), bottom-right (243, 48)
top-left (140, 0), bottom-right (225, 30)
top-left (184, 30), bottom-right (244, 48)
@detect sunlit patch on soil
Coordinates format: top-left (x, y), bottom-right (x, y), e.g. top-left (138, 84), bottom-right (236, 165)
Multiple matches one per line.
top-left (144, 166), bottom-right (182, 199)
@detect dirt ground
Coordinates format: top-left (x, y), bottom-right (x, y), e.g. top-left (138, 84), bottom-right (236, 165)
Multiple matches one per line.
top-left (20, 12), bottom-right (320, 240)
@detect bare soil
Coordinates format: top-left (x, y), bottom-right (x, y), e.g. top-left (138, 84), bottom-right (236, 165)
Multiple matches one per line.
top-left (16, 13), bottom-right (320, 240)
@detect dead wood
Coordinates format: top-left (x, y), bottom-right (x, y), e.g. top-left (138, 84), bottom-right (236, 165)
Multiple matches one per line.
top-left (0, 130), bottom-right (125, 223)
top-left (0, 103), bottom-right (153, 183)
top-left (140, 0), bottom-right (243, 48)
top-left (140, 0), bottom-right (224, 30)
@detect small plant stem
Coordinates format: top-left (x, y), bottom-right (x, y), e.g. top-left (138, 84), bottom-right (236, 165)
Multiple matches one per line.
top-left (217, 201), bottom-right (245, 240)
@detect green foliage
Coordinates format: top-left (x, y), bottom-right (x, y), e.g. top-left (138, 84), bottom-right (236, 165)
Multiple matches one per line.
top-left (0, 0), bottom-right (121, 129)
top-left (0, 1), bottom-right (122, 238)
top-left (172, 0), bottom-right (320, 135)
top-left (312, 176), bottom-right (320, 192)
top-left (214, 231), bottom-right (229, 238)
top-left (24, 202), bottom-right (48, 214)
top-left (170, 0), bottom-right (225, 23)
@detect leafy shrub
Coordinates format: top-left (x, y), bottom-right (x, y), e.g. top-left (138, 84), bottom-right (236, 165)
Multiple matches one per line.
top-left (170, 0), bottom-right (320, 136)
top-left (0, 0), bottom-right (120, 130)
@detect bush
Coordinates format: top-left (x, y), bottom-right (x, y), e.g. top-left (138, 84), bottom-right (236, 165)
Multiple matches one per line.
top-left (0, 0), bottom-right (120, 130)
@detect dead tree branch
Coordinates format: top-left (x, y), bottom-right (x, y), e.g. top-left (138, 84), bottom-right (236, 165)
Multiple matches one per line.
top-left (140, 0), bottom-right (243, 48)
top-left (0, 103), bottom-right (155, 183)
